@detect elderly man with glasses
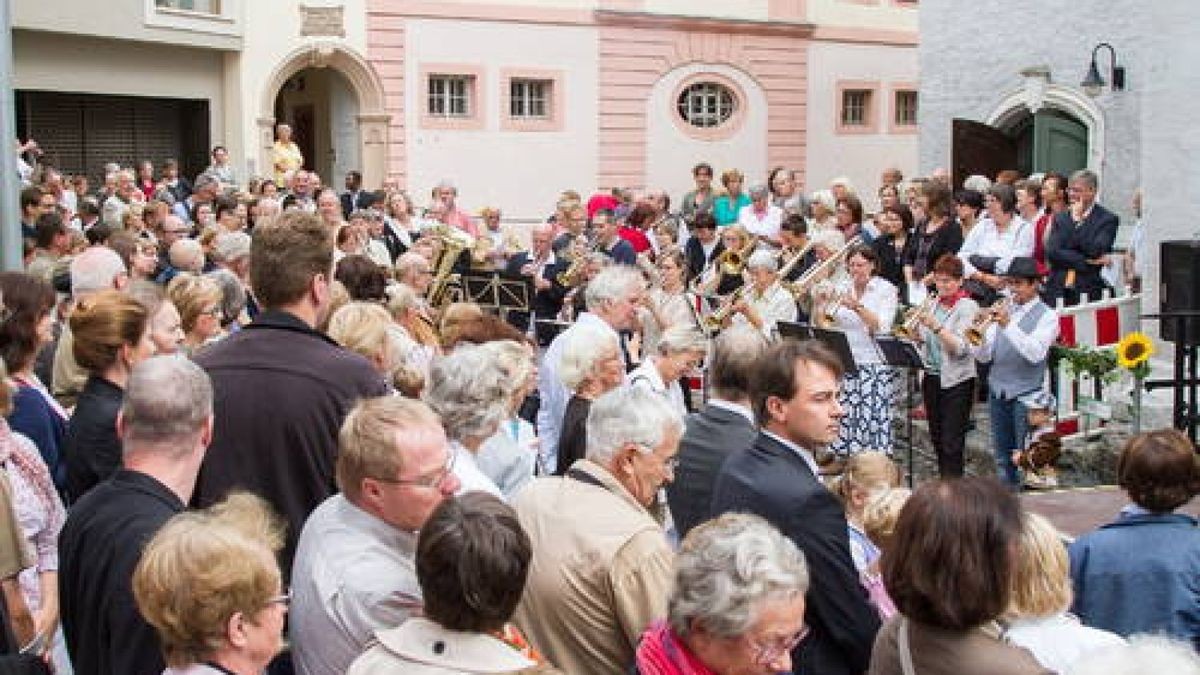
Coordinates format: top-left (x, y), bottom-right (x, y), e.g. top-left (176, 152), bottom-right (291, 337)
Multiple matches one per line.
top-left (290, 396), bottom-right (461, 675)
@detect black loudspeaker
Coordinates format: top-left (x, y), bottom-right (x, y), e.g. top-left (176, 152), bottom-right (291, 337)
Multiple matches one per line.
top-left (1160, 240), bottom-right (1200, 344)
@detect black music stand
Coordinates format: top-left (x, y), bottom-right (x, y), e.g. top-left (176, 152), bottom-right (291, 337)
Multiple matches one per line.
top-left (776, 322), bottom-right (859, 376)
top-left (1142, 311), bottom-right (1200, 444)
top-left (876, 336), bottom-right (925, 486)
top-left (462, 271), bottom-right (532, 324)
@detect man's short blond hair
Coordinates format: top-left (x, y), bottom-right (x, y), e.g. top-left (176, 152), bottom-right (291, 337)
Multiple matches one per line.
top-left (336, 397), bottom-right (442, 503)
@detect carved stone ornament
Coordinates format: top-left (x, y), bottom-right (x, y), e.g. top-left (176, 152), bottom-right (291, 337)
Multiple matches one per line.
top-left (1019, 65), bottom-right (1051, 114)
top-left (300, 5), bottom-right (346, 38)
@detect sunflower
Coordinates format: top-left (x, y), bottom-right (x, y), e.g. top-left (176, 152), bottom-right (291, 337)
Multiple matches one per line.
top-left (1116, 332), bottom-right (1154, 369)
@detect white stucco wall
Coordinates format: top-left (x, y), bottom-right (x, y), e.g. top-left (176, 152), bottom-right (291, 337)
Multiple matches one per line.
top-left (645, 64), bottom-right (768, 204)
top-left (404, 18), bottom-right (599, 221)
top-left (805, 40), bottom-right (918, 204)
top-left (806, 0), bottom-right (917, 29)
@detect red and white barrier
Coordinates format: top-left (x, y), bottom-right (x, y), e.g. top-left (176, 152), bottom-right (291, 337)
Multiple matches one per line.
top-left (1052, 289), bottom-right (1141, 436)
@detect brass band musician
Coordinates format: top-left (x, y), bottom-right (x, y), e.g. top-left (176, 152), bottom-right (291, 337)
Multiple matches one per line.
top-left (726, 250), bottom-right (797, 338)
top-left (823, 245), bottom-right (898, 458)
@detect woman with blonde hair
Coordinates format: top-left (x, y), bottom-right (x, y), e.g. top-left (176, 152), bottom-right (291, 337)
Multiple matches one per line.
top-left (63, 290), bottom-right (156, 500)
top-left (166, 273), bottom-right (226, 356)
top-left (134, 493), bottom-right (288, 675)
top-left (126, 281), bottom-right (186, 356)
top-left (1004, 513), bottom-right (1124, 672)
top-left (713, 169), bottom-right (750, 226)
top-left (385, 283), bottom-right (439, 376)
top-left (326, 302), bottom-right (397, 386)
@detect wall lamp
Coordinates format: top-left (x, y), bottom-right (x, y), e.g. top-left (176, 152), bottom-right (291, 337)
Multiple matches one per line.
top-left (1081, 42), bottom-right (1125, 97)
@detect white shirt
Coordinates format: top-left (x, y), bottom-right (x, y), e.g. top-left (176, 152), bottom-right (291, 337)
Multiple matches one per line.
top-left (973, 295), bottom-right (1060, 365)
top-left (737, 203), bottom-right (784, 241)
top-left (1129, 218), bottom-right (1146, 280)
top-left (450, 441), bottom-right (504, 500)
top-left (829, 276), bottom-right (898, 365)
top-left (536, 312), bottom-right (620, 469)
top-left (762, 430), bottom-right (819, 477)
top-left (958, 214), bottom-right (1034, 278)
top-left (732, 282), bottom-right (797, 338)
top-left (627, 358), bottom-right (688, 417)
top-left (706, 398), bottom-right (756, 425)
top-left (1004, 614), bottom-right (1125, 674)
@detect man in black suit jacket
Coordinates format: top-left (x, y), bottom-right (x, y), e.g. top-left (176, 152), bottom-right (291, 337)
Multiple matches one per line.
top-left (684, 212), bottom-right (724, 280)
top-left (1044, 169), bottom-right (1118, 306)
top-left (711, 340), bottom-right (880, 675)
top-left (340, 170), bottom-right (373, 219)
top-left (668, 325), bottom-right (766, 538)
top-left (504, 223), bottom-right (568, 343)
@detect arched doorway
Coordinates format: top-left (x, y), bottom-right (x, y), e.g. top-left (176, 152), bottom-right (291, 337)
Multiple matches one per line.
top-left (274, 68), bottom-right (360, 185)
top-left (259, 43), bottom-right (389, 188)
top-left (952, 82), bottom-right (1102, 188)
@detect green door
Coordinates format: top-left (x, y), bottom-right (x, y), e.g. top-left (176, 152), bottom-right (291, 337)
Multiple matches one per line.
top-left (1033, 111), bottom-right (1088, 175)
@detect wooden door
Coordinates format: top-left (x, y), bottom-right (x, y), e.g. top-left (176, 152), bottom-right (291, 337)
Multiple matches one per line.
top-left (292, 104), bottom-right (316, 172)
top-left (951, 118), bottom-right (1018, 189)
top-left (1034, 112), bottom-right (1088, 176)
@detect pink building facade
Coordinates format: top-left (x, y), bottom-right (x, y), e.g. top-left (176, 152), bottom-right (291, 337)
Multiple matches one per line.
top-left (366, 0), bottom-right (918, 220)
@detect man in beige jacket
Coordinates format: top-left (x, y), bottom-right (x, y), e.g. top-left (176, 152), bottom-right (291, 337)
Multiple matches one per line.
top-left (511, 387), bottom-right (682, 675)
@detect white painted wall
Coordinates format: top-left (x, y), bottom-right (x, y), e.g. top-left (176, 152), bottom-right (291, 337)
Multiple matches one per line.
top-left (645, 64), bottom-right (768, 203)
top-left (806, 0), bottom-right (918, 29)
top-left (805, 40), bottom-right (918, 206)
top-left (405, 18), bottom-right (600, 221)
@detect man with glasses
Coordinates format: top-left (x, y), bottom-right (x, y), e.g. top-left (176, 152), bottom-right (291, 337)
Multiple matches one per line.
top-left (1044, 168), bottom-right (1119, 306)
top-left (513, 387), bottom-right (682, 675)
top-left (291, 397), bottom-right (460, 675)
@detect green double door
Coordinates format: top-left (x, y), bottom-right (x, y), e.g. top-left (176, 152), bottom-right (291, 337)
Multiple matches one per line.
top-left (1032, 110), bottom-right (1088, 176)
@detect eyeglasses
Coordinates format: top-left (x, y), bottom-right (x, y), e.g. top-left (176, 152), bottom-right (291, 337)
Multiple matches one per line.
top-left (264, 590), bottom-right (291, 609)
top-left (375, 450), bottom-right (457, 490)
top-left (633, 444), bottom-right (679, 474)
top-left (750, 625), bottom-right (810, 665)
top-left (201, 307), bottom-right (223, 317)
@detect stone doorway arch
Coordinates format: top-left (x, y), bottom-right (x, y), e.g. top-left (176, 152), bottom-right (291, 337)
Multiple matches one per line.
top-left (985, 76), bottom-right (1105, 175)
top-left (259, 43), bottom-right (389, 188)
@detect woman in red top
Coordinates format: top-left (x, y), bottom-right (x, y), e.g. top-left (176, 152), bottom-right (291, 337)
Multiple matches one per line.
top-left (136, 160), bottom-right (157, 201)
top-left (1034, 172), bottom-right (1068, 275)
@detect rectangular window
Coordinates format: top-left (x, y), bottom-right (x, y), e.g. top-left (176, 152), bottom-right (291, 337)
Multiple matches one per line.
top-left (841, 89), bottom-right (871, 127)
top-left (427, 75), bottom-right (472, 118)
top-left (895, 90), bottom-right (918, 126)
top-left (155, 0), bottom-right (221, 13)
top-left (510, 79), bottom-right (550, 119)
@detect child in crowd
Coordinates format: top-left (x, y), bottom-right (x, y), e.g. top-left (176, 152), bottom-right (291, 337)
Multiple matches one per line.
top-left (862, 486), bottom-right (911, 620)
top-left (833, 451), bottom-right (901, 574)
top-left (1012, 390), bottom-right (1061, 489)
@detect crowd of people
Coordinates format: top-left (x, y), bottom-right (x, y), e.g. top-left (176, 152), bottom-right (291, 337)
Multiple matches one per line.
top-left (0, 140), bottom-right (1193, 675)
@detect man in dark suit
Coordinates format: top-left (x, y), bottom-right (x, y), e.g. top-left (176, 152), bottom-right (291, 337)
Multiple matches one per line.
top-left (340, 170), bottom-right (372, 219)
top-left (711, 340), bottom-right (881, 675)
top-left (684, 211), bottom-right (724, 280)
top-left (667, 325), bottom-right (765, 537)
top-left (1044, 169), bottom-right (1118, 306)
top-left (504, 222), bottom-right (568, 343)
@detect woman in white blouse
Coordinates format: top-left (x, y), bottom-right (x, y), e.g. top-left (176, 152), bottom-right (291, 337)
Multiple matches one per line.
top-left (958, 183), bottom-right (1034, 305)
top-left (730, 250), bottom-right (798, 338)
top-left (627, 326), bottom-right (708, 417)
top-left (826, 245), bottom-right (899, 457)
top-left (640, 248), bottom-right (700, 355)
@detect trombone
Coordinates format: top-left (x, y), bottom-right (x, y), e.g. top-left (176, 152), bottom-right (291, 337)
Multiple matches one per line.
top-left (786, 236), bottom-right (862, 301)
top-left (690, 236), bottom-right (758, 296)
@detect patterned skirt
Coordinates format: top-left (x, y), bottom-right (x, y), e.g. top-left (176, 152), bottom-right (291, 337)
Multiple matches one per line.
top-left (830, 363), bottom-right (897, 456)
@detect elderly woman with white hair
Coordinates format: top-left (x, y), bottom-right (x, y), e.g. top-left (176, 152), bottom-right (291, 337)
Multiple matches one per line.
top-left (809, 189), bottom-right (838, 234)
top-left (475, 339), bottom-right (541, 497)
top-left (628, 325), bottom-right (707, 416)
top-left (737, 184), bottom-right (784, 245)
top-left (423, 344), bottom-right (512, 499)
top-left (554, 323), bottom-right (626, 476)
top-left (635, 512), bottom-right (810, 675)
top-left (728, 249), bottom-right (798, 338)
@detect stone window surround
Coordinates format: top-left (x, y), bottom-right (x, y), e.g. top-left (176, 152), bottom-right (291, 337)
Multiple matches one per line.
top-left (500, 68), bottom-right (565, 132)
top-left (418, 64), bottom-right (486, 131)
top-left (835, 80), bottom-right (880, 135)
top-left (668, 71), bottom-right (748, 142)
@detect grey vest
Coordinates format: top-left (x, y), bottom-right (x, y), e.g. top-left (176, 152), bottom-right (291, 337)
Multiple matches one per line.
top-left (989, 300), bottom-right (1050, 400)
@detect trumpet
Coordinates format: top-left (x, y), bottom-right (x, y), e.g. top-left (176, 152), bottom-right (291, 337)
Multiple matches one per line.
top-left (690, 236), bottom-right (757, 296)
top-left (965, 296), bottom-right (1011, 346)
top-left (814, 289), bottom-right (847, 328)
top-left (894, 291), bottom-right (940, 341)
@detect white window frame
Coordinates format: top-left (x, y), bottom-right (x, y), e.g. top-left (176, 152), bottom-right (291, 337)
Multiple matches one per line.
top-left (677, 81), bottom-right (737, 129)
